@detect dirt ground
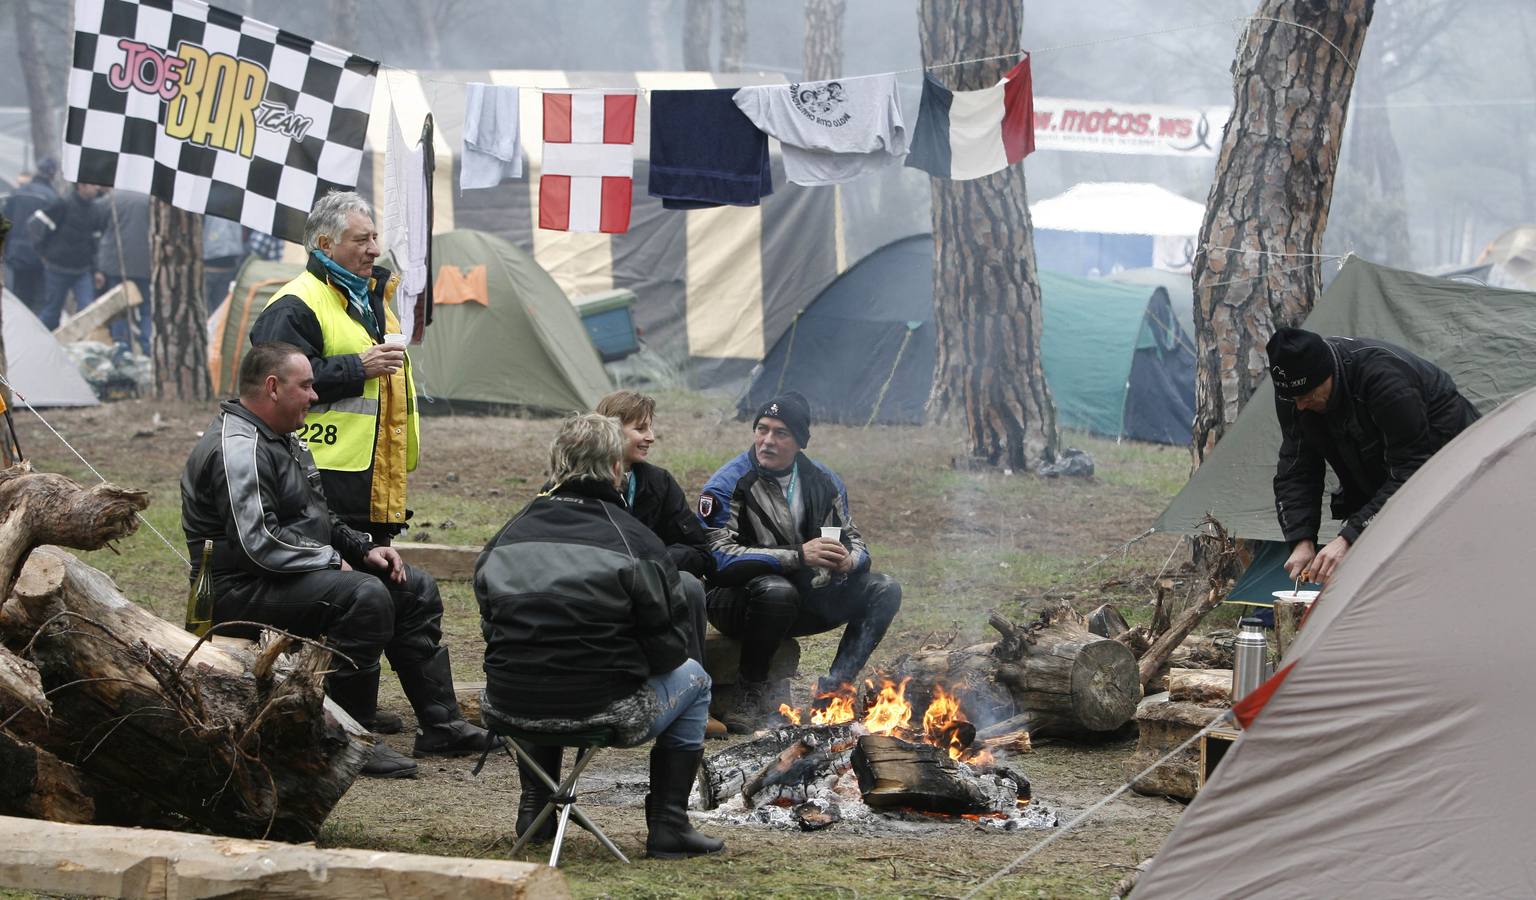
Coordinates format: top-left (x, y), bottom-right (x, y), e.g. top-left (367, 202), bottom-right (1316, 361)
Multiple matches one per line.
top-left (16, 390), bottom-right (1208, 899)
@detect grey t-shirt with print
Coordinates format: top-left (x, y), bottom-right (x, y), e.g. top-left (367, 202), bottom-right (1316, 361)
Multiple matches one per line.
top-left (733, 74), bottom-right (907, 186)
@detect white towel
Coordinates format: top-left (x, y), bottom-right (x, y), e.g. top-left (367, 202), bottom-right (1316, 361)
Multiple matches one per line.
top-left (382, 107), bottom-right (429, 343)
top-left (461, 82), bottom-right (523, 190)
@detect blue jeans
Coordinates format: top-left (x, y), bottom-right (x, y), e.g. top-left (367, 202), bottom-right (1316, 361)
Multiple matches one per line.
top-left (639, 658), bottom-right (712, 751)
top-left (40, 266), bottom-right (95, 331)
top-left (100, 275), bottom-right (152, 354)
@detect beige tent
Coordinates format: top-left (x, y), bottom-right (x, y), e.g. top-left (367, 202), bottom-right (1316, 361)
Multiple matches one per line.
top-left (1135, 385), bottom-right (1536, 899)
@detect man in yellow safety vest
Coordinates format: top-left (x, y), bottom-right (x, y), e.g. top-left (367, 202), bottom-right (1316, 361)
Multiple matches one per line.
top-left (251, 190), bottom-right (418, 546)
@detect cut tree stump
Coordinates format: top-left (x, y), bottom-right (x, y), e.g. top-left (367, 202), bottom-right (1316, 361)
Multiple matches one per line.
top-left (0, 814), bottom-right (569, 898)
top-left (899, 604), bottom-right (1140, 740)
top-left (1168, 667), bottom-right (1233, 707)
top-left (1123, 692), bottom-right (1226, 801)
top-left (0, 466), bottom-right (370, 840)
top-left (850, 734), bottom-right (995, 814)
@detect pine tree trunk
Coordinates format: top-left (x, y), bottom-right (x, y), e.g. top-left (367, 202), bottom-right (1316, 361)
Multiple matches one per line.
top-left (1190, 0), bottom-right (1375, 465)
top-left (918, 0), bottom-right (1058, 471)
top-left (150, 201), bottom-right (209, 402)
top-left (803, 0), bottom-right (846, 81)
top-left (14, 0), bottom-right (58, 165)
top-left (683, 0), bottom-right (715, 70)
top-left (718, 0), bottom-right (747, 73)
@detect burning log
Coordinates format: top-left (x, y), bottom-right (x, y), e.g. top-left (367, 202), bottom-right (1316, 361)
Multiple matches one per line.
top-left (741, 734), bottom-right (856, 806)
top-left (0, 467), bottom-right (369, 839)
top-left (698, 724), bottom-right (858, 809)
top-left (851, 734), bottom-right (998, 814)
top-left (793, 800), bottom-right (841, 831)
top-left (900, 603), bottom-right (1140, 740)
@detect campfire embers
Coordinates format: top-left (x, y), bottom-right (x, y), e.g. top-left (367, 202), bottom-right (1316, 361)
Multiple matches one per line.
top-left (700, 677), bottom-right (1052, 832)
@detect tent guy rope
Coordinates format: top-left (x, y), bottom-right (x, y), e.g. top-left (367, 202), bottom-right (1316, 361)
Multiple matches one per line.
top-left (0, 371), bottom-right (191, 568)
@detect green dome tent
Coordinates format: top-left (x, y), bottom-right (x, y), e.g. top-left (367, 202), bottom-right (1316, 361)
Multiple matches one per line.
top-left (208, 230), bottom-right (609, 413)
top-left (739, 235), bottom-right (1195, 444)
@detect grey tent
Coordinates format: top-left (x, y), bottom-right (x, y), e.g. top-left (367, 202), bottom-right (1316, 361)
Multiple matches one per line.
top-left (1156, 256), bottom-right (1536, 542)
top-left (3, 289), bottom-right (97, 407)
top-left (740, 235), bottom-right (1196, 443)
top-left (1136, 384), bottom-right (1536, 899)
top-left (207, 230), bottom-right (609, 413)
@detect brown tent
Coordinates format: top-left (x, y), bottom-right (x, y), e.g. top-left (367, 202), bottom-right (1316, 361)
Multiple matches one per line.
top-left (1135, 385), bottom-right (1536, 898)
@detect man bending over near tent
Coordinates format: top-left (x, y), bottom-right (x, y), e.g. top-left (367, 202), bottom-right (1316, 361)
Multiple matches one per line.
top-left (1268, 327), bottom-right (1479, 585)
top-left (699, 392), bottom-right (902, 733)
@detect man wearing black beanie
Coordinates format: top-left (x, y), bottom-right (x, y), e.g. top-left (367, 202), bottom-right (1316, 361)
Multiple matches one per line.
top-left (697, 392), bottom-right (903, 733)
top-left (1267, 327), bottom-right (1478, 584)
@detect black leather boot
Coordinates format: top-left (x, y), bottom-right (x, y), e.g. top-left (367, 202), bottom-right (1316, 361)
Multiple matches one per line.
top-left (396, 647), bottom-right (499, 757)
top-left (328, 666), bottom-right (418, 779)
top-left (720, 680), bottom-right (768, 735)
top-left (645, 746), bottom-right (725, 859)
top-left (515, 742), bottom-right (563, 844)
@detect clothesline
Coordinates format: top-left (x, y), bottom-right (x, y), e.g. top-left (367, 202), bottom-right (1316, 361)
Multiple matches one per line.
top-left (382, 13), bottom-right (1353, 96)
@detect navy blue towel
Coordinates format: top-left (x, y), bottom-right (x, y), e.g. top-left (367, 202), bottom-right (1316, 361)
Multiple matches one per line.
top-left (649, 88), bottom-right (772, 209)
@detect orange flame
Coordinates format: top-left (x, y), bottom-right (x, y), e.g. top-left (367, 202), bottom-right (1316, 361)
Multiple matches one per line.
top-left (810, 682), bottom-right (856, 726)
top-left (861, 676), bottom-right (913, 735)
top-left (779, 703), bottom-right (802, 726)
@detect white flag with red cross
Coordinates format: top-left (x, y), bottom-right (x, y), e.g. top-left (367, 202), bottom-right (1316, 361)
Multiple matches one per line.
top-left (538, 90), bottom-right (637, 233)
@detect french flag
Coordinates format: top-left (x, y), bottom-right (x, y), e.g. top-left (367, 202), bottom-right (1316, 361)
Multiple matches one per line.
top-left (539, 91), bottom-right (638, 233)
top-left (905, 56), bottom-right (1035, 181)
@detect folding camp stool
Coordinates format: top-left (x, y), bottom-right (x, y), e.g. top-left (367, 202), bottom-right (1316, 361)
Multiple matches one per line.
top-left (475, 719), bottom-right (630, 867)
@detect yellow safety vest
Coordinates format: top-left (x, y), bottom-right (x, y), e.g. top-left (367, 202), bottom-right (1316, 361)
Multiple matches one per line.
top-left (266, 270), bottom-right (420, 526)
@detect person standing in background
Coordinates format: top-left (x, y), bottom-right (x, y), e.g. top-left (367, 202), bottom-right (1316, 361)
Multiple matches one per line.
top-left (203, 215), bottom-right (246, 312)
top-left (33, 181), bottom-right (108, 330)
top-left (2, 158), bottom-right (59, 312)
top-left (97, 189), bottom-right (152, 355)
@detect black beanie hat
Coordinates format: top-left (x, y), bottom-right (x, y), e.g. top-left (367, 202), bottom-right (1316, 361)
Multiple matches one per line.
top-left (1266, 327), bottom-right (1333, 399)
top-left (753, 391), bottom-right (812, 447)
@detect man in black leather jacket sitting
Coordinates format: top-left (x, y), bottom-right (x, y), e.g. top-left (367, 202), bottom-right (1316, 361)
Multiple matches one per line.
top-left (180, 342), bottom-right (492, 778)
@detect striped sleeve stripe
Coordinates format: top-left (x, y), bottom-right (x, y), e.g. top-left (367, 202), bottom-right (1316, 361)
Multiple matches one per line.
top-left (222, 415), bottom-right (339, 573)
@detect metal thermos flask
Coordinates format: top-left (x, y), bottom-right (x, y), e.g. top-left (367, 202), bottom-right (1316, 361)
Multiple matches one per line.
top-left (1231, 617), bottom-right (1269, 704)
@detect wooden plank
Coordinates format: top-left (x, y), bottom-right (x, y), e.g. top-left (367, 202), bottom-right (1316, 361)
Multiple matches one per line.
top-left (52, 281), bottom-right (141, 344)
top-left (394, 542), bottom-right (481, 581)
top-left (1198, 727), bottom-right (1241, 789)
top-left (0, 815), bottom-right (570, 898)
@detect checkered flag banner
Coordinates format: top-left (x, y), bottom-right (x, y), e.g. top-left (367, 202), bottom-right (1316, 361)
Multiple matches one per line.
top-left (64, 0), bottom-right (378, 242)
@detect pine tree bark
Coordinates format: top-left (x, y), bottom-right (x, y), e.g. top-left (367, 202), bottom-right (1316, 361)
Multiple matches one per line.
top-left (14, 0), bottom-right (59, 165)
top-left (803, 0), bottom-right (846, 81)
top-left (683, 0), bottom-right (715, 70)
top-left (1191, 0), bottom-right (1375, 465)
top-left (918, 0), bottom-right (1058, 471)
top-left (718, 0), bottom-right (747, 73)
top-left (150, 201), bottom-right (209, 402)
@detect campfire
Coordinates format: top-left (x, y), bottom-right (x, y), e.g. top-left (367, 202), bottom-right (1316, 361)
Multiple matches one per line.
top-left (699, 676), bottom-right (1051, 833)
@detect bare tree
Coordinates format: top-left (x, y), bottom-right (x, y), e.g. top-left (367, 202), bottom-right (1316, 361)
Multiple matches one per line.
top-left (803, 0), bottom-right (846, 80)
top-left (14, 0), bottom-right (59, 163)
top-left (683, 0), bottom-right (715, 70)
top-left (1191, 0), bottom-right (1375, 465)
top-left (150, 201), bottom-right (209, 402)
top-left (718, 0), bottom-right (747, 73)
top-left (918, 0), bottom-right (1058, 471)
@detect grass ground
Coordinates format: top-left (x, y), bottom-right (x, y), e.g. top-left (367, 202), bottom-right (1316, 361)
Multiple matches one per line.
top-left (12, 389), bottom-right (1207, 899)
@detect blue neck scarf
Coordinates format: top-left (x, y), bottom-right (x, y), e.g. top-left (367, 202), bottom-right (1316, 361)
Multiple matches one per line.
top-left (312, 250), bottom-right (379, 336)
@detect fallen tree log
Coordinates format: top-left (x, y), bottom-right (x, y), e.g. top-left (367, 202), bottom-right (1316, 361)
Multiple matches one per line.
top-left (898, 604), bottom-right (1140, 740)
top-left (0, 814), bottom-right (569, 898)
top-left (0, 731), bottom-right (95, 823)
top-left (0, 467), bottom-right (369, 839)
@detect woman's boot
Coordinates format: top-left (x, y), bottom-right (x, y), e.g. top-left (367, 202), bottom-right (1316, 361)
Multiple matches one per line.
top-left (515, 742), bottom-right (563, 844)
top-left (645, 746), bottom-right (725, 858)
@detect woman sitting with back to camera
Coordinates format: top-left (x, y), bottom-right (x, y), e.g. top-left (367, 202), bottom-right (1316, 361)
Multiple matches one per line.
top-left (475, 412), bottom-right (724, 859)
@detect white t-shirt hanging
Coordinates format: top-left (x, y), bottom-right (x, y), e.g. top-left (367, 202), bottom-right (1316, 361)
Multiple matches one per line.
top-left (733, 74), bottom-right (907, 186)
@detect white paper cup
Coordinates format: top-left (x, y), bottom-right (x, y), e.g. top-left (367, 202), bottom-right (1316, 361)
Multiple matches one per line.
top-left (382, 332), bottom-right (406, 347)
top-left (820, 526), bottom-right (842, 542)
